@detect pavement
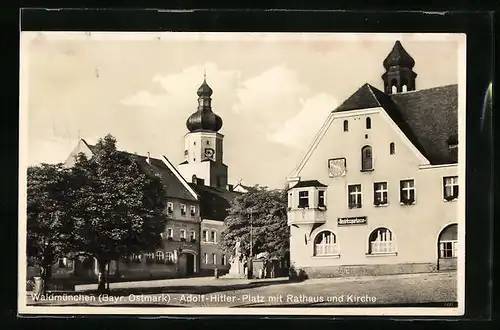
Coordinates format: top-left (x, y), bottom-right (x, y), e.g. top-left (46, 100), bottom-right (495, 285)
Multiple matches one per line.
top-left (26, 271), bottom-right (458, 308)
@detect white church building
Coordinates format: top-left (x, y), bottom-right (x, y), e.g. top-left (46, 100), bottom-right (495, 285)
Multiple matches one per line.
top-left (286, 41), bottom-right (460, 278)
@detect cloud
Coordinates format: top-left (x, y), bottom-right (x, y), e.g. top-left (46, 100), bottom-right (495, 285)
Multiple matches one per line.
top-left (232, 65), bottom-right (310, 115)
top-left (120, 90), bottom-right (161, 107)
top-left (267, 93), bottom-right (338, 149)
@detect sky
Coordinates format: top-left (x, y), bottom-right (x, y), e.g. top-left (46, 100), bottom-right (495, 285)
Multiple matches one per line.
top-left (21, 32), bottom-right (463, 189)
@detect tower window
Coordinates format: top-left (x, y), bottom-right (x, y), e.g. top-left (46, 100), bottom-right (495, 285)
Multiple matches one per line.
top-left (366, 117), bottom-right (371, 129)
top-left (402, 85), bottom-right (408, 92)
top-left (390, 142), bottom-right (395, 155)
top-left (343, 120), bottom-right (348, 132)
top-left (392, 85), bottom-right (397, 94)
top-left (361, 145), bottom-right (373, 171)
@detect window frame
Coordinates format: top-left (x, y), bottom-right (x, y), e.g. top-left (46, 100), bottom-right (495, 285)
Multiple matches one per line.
top-left (190, 205), bottom-right (196, 216)
top-left (166, 228), bottom-right (173, 239)
top-left (399, 179), bottom-right (416, 205)
top-left (210, 229), bottom-right (217, 243)
top-left (180, 229), bottom-right (186, 240)
top-left (167, 202), bottom-right (174, 214)
top-left (443, 176), bottom-right (459, 201)
top-left (390, 142), bottom-right (395, 155)
top-left (367, 227), bottom-right (397, 255)
top-left (313, 231), bottom-right (340, 257)
top-left (373, 181), bottom-right (389, 206)
top-left (348, 184), bottom-right (363, 209)
top-left (361, 145), bottom-right (373, 171)
top-left (439, 240), bottom-right (458, 258)
top-left (298, 190), bottom-right (309, 208)
top-left (155, 251), bottom-right (165, 262)
top-left (343, 120), bottom-right (349, 132)
top-left (318, 189), bottom-right (326, 208)
top-left (190, 230), bottom-right (196, 241)
top-left (202, 229), bottom-right (209, 242)
top-left (180, 204), bottom-right (187, 216)
top-left (366, 117), bottom-right (372, 129)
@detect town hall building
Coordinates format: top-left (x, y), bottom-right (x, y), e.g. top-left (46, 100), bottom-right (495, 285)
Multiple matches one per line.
top-left (286, 41), bottom-right (460, 278)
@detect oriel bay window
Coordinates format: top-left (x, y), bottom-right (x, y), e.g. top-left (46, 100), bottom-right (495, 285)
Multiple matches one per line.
top-left (348, 184), bottom-right (362, 209)
top-left (400, 179), bottom-right (415, 205)
top-left (443, 176), bottom-right (459, 201)
top-left (374, 182), bottom-right (388, 206)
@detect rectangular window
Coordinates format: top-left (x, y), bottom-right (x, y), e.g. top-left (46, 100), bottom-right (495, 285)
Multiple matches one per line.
top-left (204, 253), bottom-right (208, 264)
top-left (443, 176), bottom-right (459, 200)
top-left (439, 241), bottom-right (458, 258)
top-left (190, 230), bottom-right (196, 241)
top-left (298, 191), bottom-right (309, 208)
top-left (222, 254), bottom-right (227, 265)
top-left (180, 229), bottom-right (186, 240)
top-left (167, 202), bottom-right (173, 214)
top-left (212, 253), bottom-right (217, 265)
top-left (190, 205), bottom-right (196, 216)
top-left (202, 230), bottom-right (208, 242)
top-left (210, 230), bottom-right (217, 243)
top-left (400, 180), bottom-right (415, 204)
top-left (374, 182), bottom-right (388, 205)
top-left (166, 228), bottom-right (173, 239)
top-left (348, 184), bottom-right (362, 209)
top-left (318, 190), bottom-right (325, 207)
top-left (180, 204), bottom-right (187, 215)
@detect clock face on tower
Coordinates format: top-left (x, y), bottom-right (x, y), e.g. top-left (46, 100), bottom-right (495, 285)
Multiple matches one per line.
top-left (204, 148), bottom-right (215, 160)
top-left (328, 158), bottom-right (346, 177)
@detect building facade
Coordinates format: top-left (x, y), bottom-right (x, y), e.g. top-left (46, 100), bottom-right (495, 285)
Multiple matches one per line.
top-left (30, 78), bottom-right (241, 282)
top-left (287, 41), bottom-right (460, 278)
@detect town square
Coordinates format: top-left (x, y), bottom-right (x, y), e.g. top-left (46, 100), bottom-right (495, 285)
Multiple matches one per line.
top-left (20, 31), bottom-right (464, 315)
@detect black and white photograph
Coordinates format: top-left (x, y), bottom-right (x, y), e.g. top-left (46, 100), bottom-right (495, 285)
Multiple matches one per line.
top-left (18, 31), bottom-right (466, 316)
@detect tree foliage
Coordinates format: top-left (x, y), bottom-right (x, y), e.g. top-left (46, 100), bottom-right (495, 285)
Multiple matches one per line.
top-left (27, 163), bottom-right (74, 275)
top-left (220, 186), bottom-right (289, 260)
top-left (26, 134), bottom-right (169, 293)
top-left (68, 135), bottom-right (168, 291)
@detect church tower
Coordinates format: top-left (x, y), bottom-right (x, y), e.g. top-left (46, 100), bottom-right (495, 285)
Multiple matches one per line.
top-left (177, 76), bottom-right (228, 189)
top-left (382, 40), bottom-right (417, 94)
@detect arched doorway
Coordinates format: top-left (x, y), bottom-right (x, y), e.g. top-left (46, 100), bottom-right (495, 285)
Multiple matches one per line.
top-left (437, 224), bottom-right (458, 270)
top-left (178, 251), bottom-right (197, 276)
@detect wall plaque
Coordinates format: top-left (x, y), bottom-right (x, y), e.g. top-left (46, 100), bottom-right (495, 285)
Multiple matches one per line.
top-left (337, 216), bottom-right (367, 226)
top-left (328, 157), bottom-right (347, 177)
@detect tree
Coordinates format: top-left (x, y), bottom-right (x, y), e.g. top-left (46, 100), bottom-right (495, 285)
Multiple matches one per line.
top-left (220, 186), bottom-right (289, 260)
top-left (68, 134), bottom-right (168, 293)
top-left (27, 163), bottom-right (73, 294)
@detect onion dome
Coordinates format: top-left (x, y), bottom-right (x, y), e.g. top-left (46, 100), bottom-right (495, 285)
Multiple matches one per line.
top-left (197, 79), bottom-right (213, 97)
top-left (186, 78), bottom-right (223, 132)
top-left (383, 41), bottom-right (415, 69)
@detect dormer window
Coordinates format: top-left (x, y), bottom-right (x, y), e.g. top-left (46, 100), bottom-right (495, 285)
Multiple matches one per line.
top-left (298, 191), bottom-right (309, 208)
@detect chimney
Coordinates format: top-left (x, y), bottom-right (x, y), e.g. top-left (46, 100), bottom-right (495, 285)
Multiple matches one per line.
top-left (146, 152), bottom-right (151, 165)
top-left (196, 178), bottom-right (205, 186)
top-left (227, 184), bottom-right (234, 191)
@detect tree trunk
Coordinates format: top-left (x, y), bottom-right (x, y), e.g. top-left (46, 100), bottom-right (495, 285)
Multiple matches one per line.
top-left (97, 259), bottom-right (108, 294)
top-left (40, 261), bottom-right (52, 295)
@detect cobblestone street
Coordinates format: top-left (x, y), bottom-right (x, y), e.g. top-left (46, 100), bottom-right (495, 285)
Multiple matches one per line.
top-left (27, 271), bottom-right (457, 307)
